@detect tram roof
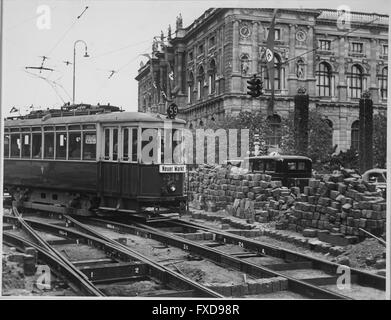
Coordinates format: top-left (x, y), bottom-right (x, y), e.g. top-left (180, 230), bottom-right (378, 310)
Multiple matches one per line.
top-left (4, 111), bottom-right (186, 127)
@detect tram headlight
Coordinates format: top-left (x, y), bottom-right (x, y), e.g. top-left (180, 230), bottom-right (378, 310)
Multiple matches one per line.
top-left (167, 182), bottom-right (176, 193)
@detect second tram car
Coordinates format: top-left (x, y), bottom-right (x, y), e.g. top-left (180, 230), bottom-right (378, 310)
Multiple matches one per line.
top-left (3, 105), bottom-right (187, 215)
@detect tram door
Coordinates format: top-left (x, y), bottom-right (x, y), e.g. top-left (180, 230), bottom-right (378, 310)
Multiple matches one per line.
top-left (101, 127), bottom-right (121, 195)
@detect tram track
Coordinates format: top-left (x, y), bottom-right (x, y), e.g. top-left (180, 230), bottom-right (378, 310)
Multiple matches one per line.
top-left (3, 207), bottom-right (221, 298)
top-left (77, 216), bottom-right (356, 299)
top-left (4, 207), bottom-right (386, 299)
top-left (88, 214), bottom-right (386, 300)
top-left (4, 206), bottom-right (104, 296)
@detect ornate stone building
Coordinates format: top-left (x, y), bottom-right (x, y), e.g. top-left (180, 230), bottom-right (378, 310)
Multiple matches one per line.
top-left (135, 8), bottom-right (388, 152)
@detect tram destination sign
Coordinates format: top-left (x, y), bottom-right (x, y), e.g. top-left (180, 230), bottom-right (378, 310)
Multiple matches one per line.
top-left (159, 165), bottom-right (186, 173)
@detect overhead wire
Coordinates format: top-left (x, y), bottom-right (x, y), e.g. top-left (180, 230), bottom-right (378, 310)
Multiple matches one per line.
top-left (24, 69), bottom-right (68, 104)
top-left (89, 39), bottom-right (151, 59)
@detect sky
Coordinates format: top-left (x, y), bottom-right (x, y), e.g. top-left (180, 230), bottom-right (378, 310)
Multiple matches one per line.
top-left (1, 0), bottom-right (390, 116)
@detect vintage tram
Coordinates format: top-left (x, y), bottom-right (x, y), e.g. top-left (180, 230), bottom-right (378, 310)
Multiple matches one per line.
top-left (3, 104), bottom-right (187, 216)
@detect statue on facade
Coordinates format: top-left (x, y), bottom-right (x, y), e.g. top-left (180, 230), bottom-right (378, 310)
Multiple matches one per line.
top-left (297, 86), bottom-right (307, 94)
top-left (296, 59), bottom-right (304, 79)
top-left (161, 30), bottom-right (164, 42)
top-left (240, 54), bottom-right (250, 75)
top-left (167, 25), bottom-right (172, 40)
top-left (361, 90), bottom-right (371, 99)
top-left (152, 39), bottom-right (158, 52)
top-left (176, 13), bottom-right (183, 29)
top-left (241, 59), bottom-right (250, 75)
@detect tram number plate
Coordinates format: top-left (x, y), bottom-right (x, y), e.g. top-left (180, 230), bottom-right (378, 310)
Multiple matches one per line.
top-left (159, 165), bottom-right (186, 173)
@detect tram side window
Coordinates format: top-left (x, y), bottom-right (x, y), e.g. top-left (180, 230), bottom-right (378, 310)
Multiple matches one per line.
top-left (287, 161), bottom-right (307, 171)
top-left (265, 160), bottom-right (276, 172)
top-left (131, 128), bottom-right (138, 162)
top-left (104, 129), bottom-right (110, 160)
top-left (22, 133), bottom-right (31, 158)
top-left (113, 129), bottom-right (118, 161)
top-left (10, 134), bottom-right (21, 157)
top-left (297, 161), bottom-right (306, 171)
top-left (123, 128), bottom-right (129, 161)
top-left (83, 132), bottom-right (96, 160)
top-left (160, 129), bottom-right (165, 163)
top-left (32, 133), bottom-right (42, 158)
top-left (172, 129), bottom-right (183, 164)
top-left (56, 132), bottom-right (67, 159)
top-left (44, 133), bottom-right (54, 159)
top-left (4, 134), bottom-right (10, 158)
top-left (69, 132), bottom-right (81, 160)
top-left (251, 160), bottom-right (265, 172)
top-left (141, 128), bottom-right (157, 163)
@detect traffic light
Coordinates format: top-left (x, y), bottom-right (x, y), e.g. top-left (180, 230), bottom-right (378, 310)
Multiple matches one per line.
top-left (247, 74), bottom-right (263, 98)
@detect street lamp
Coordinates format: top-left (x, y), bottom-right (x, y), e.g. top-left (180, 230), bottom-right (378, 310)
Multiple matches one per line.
top-left (72, 40), bottom-right (89, 105)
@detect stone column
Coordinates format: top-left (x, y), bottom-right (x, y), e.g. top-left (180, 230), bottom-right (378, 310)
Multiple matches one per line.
top-left (337, 36), bottom-right (347, 101)
top-left (177, 47), bottom-right (184, 95)
top-left (287, 24), bottom-right (297, 95)
top-left (358, 91), bottom-right (373, 173)
top-left (160, 64), bottom-right (165, 112)
top-left (251, 21), bottom-right (259, 75)
top-left (337, 114), bottom-right (348, 152)
top-left (306, 25), bottom-right (316, 96)
top-left (294, 88), bottom-right (309, 155)
top-left (369, 38), bottom-right (379, 103)
top-left (232, 20), bottom-right (240, 73)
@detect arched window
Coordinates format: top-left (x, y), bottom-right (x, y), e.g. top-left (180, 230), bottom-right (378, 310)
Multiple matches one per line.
top-left (266, 114), bottom-right (282, 146)
top-left (263, 54), bottom-right (282, 90)
top-left (379, 67), bottom-right (388, 100)
top-left (349, 64), bottom-right (363, 98)
top-left (197, 66), bottom-right (204, 100)
top-left (316, 62), bottom-right (332, 97)
top-left (351, 120), bottom-right (360, 150)
top-left (208, 60), bottom-right (216, 95)
top-left (187, 72), bottom-right (194, 104)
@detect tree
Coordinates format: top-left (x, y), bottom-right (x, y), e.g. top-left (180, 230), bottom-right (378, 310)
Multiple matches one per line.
top-left (373, 113), bottom-right (386, 168)
top-left (279, 110), bottom-right (334, 169)
top-left (203, 111), bottom-right (273, 158)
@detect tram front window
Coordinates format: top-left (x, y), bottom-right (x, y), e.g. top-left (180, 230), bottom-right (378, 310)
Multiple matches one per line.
top-left (69, 132), bottom-right (81, 160)
top-left (83, 132), bottom-right (96, 160)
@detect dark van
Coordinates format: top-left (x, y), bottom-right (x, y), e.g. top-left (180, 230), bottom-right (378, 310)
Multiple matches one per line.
top-left (248, 155), bottom-right (312, 190)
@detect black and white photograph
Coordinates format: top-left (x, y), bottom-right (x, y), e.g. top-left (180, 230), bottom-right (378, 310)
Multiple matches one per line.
top-left (0, 0), bottom-right (389, 304)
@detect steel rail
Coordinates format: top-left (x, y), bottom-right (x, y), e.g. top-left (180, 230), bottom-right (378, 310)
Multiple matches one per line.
top-left (77, 217), bottom-right (352, 299)
top-left (169, 218), bottom-right (387, 291)
top-left (7, 208), bottom-right (105, 296)
top-left (3, 232), bottom-right (103, 296)
top-left (62, 215), bottom-right (223, 298)
top-left (3, 214), bottom-right (222, 298)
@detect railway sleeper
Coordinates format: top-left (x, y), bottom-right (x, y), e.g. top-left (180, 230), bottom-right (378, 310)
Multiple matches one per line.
top-left (77, 261), bottom-right (149, 283)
